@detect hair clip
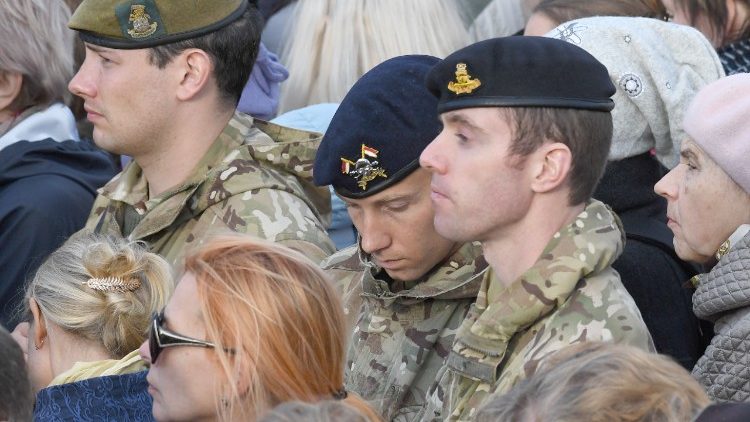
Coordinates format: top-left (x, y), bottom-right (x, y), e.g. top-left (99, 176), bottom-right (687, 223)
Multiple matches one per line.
top-left (84, 276), bottom-right (141, 292)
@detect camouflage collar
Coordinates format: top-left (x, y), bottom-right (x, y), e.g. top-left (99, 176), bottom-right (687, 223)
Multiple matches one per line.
top-left (359, 241), bottom-right (488, 300)
top-left (449, 200), bottom-right (624, 380)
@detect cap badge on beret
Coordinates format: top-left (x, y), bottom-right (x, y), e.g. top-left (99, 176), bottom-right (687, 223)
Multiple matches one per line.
top-left (116, 0), bottom-right (166, 41)
top-left (448, 63), bottom-right (482, 95)
top-left (340, 144), bottom-right (388, 191)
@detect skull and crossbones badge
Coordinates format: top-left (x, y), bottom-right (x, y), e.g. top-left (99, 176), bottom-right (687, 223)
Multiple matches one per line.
top-left (340, 144), bottom-right (388, 191)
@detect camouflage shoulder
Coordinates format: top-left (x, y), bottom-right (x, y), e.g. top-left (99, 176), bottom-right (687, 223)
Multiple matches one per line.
top-left (320, 245), bottom-right (363, 270)
top-left (193, 188), bottom-right (335, 260)
top-left (83, 194), bottom-right (113, 231)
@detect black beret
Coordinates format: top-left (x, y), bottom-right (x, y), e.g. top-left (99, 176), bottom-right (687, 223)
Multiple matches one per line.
top-left (314, 55), bottom-right (441, 199)
top-left (426, 36), bottom-right (616, 114)
top-left (69, 0), bottom-right (248, 49)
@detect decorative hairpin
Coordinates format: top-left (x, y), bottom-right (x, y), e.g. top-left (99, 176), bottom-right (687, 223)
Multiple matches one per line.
top-left (84, 276), bottom-right (141, 292)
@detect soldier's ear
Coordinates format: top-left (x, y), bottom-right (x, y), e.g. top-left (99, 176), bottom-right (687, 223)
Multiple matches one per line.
top-left (529, 142), bottom-right (572, 194)
top-left (174, 48), bottom-right (213, 102)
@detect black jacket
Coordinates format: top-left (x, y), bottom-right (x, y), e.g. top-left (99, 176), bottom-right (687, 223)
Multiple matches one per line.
top-left (0, 139), bottom-right (117, 328)
top-left (595, 153), bottom-right (710, 370)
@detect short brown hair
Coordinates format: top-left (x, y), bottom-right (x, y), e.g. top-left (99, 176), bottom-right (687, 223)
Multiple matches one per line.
top-left (476, 342), bottom-right (710, 422)
top-left (534, 0), bottom-right (668, 23)
top-left (502, 107), bottom-right (613, 205)
top-left (669, 0), bottom-right (750, 45)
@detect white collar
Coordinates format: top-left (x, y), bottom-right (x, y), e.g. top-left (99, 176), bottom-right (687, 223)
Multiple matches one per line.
top-left (0, 103), bottom-right (80, 152)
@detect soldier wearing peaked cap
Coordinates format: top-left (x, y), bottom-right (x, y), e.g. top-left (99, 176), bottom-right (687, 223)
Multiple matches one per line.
top-left (416, 37), bottom-right (654, 420)
top-left (316, 55), bottom-right (488, 421)
top-left (67, 0), bottom-right (335, 267)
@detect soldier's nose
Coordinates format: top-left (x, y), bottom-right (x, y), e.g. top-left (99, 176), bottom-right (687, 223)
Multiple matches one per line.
top-left (360, 230), bottom-right (390, 255)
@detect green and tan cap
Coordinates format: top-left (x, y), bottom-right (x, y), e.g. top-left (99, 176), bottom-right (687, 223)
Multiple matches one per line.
top-left (69, 0), bottom-right (248, 49)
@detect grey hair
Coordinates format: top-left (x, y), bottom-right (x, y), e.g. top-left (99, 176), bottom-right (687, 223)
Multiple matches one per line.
top-left (0, 326), bottom-right (33, 421)
top-left (0, 0), bottom-right (75, 110)
top-left (25, 232), bottom-right (174, 358)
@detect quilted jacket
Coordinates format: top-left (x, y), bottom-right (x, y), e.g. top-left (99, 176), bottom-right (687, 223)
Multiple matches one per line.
top-left (692, 231), bottom-right (750, 402)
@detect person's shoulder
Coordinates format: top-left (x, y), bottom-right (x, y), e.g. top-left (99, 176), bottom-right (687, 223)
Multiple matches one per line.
top-left (321, 245), bottom-right (362, 271)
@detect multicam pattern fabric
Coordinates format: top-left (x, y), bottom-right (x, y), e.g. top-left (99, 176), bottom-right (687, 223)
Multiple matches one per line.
top-left (416, 200), bottom-right (654, 421)
top-left (321, 242), bottom-right (488, 421)
top-left (85, 112), bottom-right (335, 268)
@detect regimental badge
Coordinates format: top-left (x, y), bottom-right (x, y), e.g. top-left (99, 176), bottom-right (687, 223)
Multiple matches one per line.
top-left (340, 144), bottom-right (388, 191)
top-left (448, 63), bottom-right (481, 95)
top-left (127, 4), bottom-right (158, 38)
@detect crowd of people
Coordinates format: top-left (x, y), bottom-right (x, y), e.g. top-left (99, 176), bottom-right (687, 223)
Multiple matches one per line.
top-left (2, 0), bottom-right (750, 421)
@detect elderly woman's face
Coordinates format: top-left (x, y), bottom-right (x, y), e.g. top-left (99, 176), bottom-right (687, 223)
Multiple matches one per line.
top-left (655, 140), bottom-right (750, 264)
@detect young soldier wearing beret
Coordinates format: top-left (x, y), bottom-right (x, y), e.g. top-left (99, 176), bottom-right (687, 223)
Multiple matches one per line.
top-left (316, 56), bottom-right (488, 421)
top-left (66, 0), bottom-right (334, 266)
top-left (418, 37), bottom-right (654, 420)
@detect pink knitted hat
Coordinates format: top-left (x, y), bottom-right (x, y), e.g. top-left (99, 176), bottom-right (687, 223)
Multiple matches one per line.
top-left (684, 73), bottom-right (750, 193)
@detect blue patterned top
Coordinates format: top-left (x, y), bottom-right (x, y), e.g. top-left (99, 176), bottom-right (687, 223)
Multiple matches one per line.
top-left (34, 371), bottom-right (154, 421)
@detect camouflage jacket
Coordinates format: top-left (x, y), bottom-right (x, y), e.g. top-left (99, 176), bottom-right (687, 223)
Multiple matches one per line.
top-left (417, 200), bottom-right (654, 421)
top-left (85, 112), bottom-right (335, 267)
top-left (321, 242), bottom-right (488, 422)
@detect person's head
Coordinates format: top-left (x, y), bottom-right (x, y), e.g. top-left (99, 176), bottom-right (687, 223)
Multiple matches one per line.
top-left (419, 37), bottom-right (615, 243)
top-left (259, 400), bottom-right (383, 422)
top-left (546, 17), bottom-right (724, 169)
top-left (655, 73), bottom-right (750, 264)
top-left (0, 0), bottom-right (74, 121)
top-left (662, 0), bottom-right (750, 47)
top-left (475, 342), bottom-right (711, 422)
top-left (525, 0), bottom-right (668, 35)
top-left (140, 235), bottom-right (370, 421)
top-left (23, 231), bottom-right (173, 392)
top-left (314, 55), bottom-right (458, 281)
top-left (278, 0), bottom-right (469, 113)
top-left (66, 0), bottom-right (263, 156)
top-left (0, 326), bottom-right (33, 422)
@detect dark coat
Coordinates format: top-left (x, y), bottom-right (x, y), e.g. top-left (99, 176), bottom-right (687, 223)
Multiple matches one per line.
top-left (34, 371), bottom-right (153, 421)
top-left (594, 153), bottom-right (710, 370)
top-left (0, 139), bottom-right (117, 328)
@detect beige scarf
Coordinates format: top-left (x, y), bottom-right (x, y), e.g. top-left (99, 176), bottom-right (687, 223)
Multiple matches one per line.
top-left (49, 350), bottom-right (147, 387)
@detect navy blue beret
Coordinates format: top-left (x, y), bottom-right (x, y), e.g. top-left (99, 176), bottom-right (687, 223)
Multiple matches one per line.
top-left (426, 36), bottom-right (616, 114)
top-left (314, 55), bottom-right (441, 198)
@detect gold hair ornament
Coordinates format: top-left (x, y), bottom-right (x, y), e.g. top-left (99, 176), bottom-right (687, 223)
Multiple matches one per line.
top-left (84, 276), bottom-right (141, 292)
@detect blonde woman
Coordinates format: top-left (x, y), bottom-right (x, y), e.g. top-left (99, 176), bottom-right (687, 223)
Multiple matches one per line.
top-left (278, 0), bottom-right (469, 113)
top-left (20, 232), bottom-right (173, 420)
top-left (139, 235), bottom-right (381, 421)
top-left (476, 342), bottom-right (711, 422)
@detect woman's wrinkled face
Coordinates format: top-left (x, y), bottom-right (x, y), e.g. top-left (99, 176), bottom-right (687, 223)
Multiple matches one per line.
top-left (139, 273), bottom-right (227, 422)
top-left (655, 140), bottom-right (750, 264)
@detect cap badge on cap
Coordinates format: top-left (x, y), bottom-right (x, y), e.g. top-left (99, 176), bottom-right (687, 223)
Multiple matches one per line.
top-left (448, 63), bottom-right (481, 95)
top-left (127, 5), bottom-right (157, 38)
top-left (340, 144), bottom-right (388, 191)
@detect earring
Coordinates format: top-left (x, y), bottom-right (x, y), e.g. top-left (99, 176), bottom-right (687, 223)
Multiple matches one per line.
top-left (35, 338), bottom-right (45, 350)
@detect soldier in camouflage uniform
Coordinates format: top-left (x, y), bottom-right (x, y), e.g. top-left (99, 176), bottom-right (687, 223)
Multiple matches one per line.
top-left (65, 0), bottom-right (334, 266)
top-left (418, 37), bottom-right (654, 420)
top-left (314, 56), bottom-right (488, 421)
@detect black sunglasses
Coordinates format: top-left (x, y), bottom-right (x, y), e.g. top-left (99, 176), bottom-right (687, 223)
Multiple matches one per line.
top-left (149, 309), bottom-right (228, 364)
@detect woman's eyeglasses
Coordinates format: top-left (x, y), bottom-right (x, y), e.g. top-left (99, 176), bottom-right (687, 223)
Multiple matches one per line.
top-left (149, 310), bottom-right (230, 364)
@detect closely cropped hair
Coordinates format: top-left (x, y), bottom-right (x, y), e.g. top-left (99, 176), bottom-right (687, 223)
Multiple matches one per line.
top-left (279, 0), bottom-right (469, 112)
top-left (25, 232), bottom-right (173, 358)
top-left (0, 0), bottom-right (75, 111)
top-left (476, 342), bottom-right (711, 422)
top-left (0, 326), bottom-right (33, 422)
top-left (185, 236), bottom-right (379, 421)
top-left (148, 6), bottom-right (263, 107)
top-left (502, 107), bottom-right (613, 205)
top-left (669, 0), bottom-right (750, 45)
top-left (534, 0), bottom-right (668, 23)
